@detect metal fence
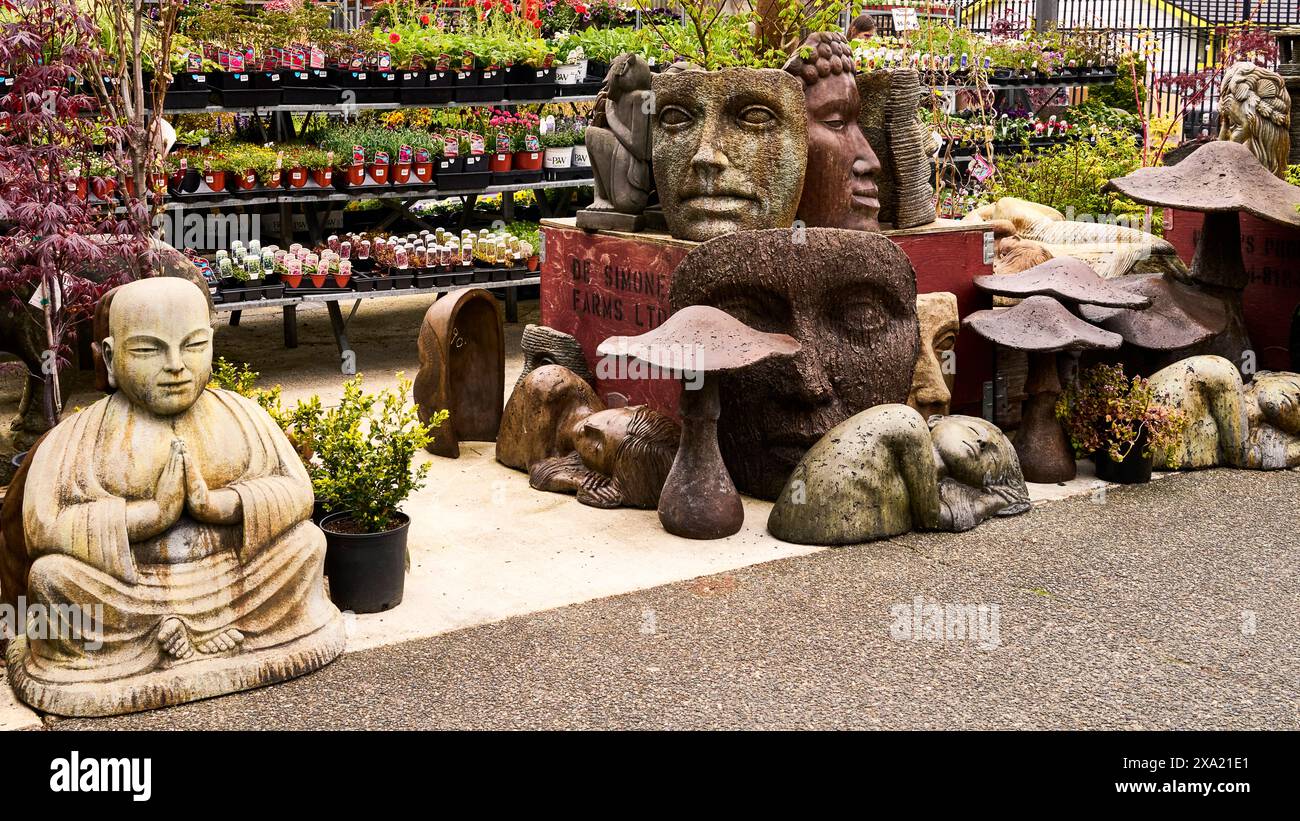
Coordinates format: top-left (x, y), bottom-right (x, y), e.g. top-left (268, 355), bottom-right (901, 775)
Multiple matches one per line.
top-left (954, 0), bottom-right (1300, 136)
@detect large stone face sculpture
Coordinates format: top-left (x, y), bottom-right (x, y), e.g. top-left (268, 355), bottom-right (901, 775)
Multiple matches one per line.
top-left (767, 405), bottom-right (1029, 545)
top-left (5, 278), bottom-right (343, 716)
top-left (1148, 355), bottom-right (1300, 470)
top-left (1219, 61), bottom-right (1292, 179)
top-left (908, 292), bottom-right (959, 419)
top-left (855, 68), bottom-right (936, 229)
top-left (651, 67), bottom-right (807, 242)
top-left (497, 365), bottom-right (679, 509)
top-left (577, 54), bottom-right (655, 231)
top-left (670, 228), bottom-right (918, 500)
top-left (414, 288), bottom-right (504, 458)
top-left (782, 31), bottom-right (882, 232)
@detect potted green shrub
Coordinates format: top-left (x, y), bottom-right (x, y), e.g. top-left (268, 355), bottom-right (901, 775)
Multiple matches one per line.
top-left (542, 127), bottom-right (575, 170)
top-left (1056, 363), bottom-right (1187, 484)
top-left (292, 376), bottom-right (445, 613)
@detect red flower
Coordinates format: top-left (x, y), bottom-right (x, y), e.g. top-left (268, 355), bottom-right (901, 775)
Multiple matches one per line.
top-left (503, 0), bottom-right (514, 11)
top-left (420, 13), bottom-right (430, 24)
top-left (389, 32), bottom-right (401, 44)
top-left (483, 0), bottom-right (493, 8)
top-left (533, 18), bottom-right (542, 28)
top-left (574, 2), bottom-right (587, 13)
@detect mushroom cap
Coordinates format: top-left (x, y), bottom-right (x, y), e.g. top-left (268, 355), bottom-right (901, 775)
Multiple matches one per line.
top-left (597, 305), bottom-right (801, 372)
top-left (1103, 141), bottom-right (1300, 227)
top-left (1077, 273), bottom-right (1229, 350)
top-left (963, 295), bottom-right (1123, 353)
top-left (974, 256), bottom-right (1153, 308)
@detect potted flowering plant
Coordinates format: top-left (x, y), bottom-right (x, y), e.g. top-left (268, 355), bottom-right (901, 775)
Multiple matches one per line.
top-left (541, 126), bottom-right (577, 169)
top-left (1056, 363), bottom-right (1188, 484)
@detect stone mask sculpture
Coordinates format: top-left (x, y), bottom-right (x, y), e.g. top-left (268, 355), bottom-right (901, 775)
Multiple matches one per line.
top-left (577, 53), bottom-right (655, 231)
top-left (782, 31), bottom-right (882, 232)
top-left (651, 67), bottom-right (807, 242)
top-left (6, 278), bottom-right (343, 716)
top-left (908, 292), bottom-right (959, 419)
top-left (1219, 61), bottom-right (1292, 179)
top-left (767, 405), bottom-right (1029, 545)
top-left (670, 228), bottom-right (918, 500)
top-left (855, 68), bottom-right (936, 229)
top-left (497, 364), bottom-right (680, 509)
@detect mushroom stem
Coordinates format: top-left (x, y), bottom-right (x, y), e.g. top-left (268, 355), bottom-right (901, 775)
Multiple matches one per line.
top-left (657, 374), bottom-right (745, 540)
top-left (1189, 210), bottom-right (1247, 290)
top-left (1016, 351), bottom-right (1077, 483)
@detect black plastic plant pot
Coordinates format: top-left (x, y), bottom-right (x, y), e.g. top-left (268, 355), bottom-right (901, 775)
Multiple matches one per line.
top-left (438, 156), bottom-right (466, 174)
top-left (427, 70), bottom-right (454, 87)
top-left (587, 60), bottom-right (609, 80)
top-left (161, 89), bottom-right (212, 110)
top-left (400, 85), bottom-right (454, 105)
top-left (209, 71), bottom-right (251, 90)
top-left (452, 68), bottom-right (480, 87)
top-left (463, 154), bottom-right (488, 173)
top-left (352, 274), bottom-right (375, 292)
top-left (455, 83), bottom-right (504, 103)
top-left (1094, 431), bottom-right (1153, 484)
top-left (398, 69), bottom-right (428, 88)
top-left (321, 511), bottom-right (408, 614)
top-left (370, 70), bottom-right (398, 88)
top-left (250, 70), bottom-right (282, 89)
top-left (281, 85), bottom-right (341, 106)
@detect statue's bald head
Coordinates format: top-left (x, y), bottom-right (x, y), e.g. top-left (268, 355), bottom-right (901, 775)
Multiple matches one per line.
top-left (103, 278), bottom-right (213, 417)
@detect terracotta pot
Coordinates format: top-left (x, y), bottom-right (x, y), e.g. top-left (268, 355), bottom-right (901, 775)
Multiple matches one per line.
top-left (287, 166), bottom-right (309, 188)
top-left (333, 272), bottom-right (352, 288)
top-left (263, 169), bottom-right (284, 189)
top-left (489, 151), bottom-right (513, 172)
top-left (513, 150), bottom-right (543, 171)
top-left (367, 162), bottom-right (389, 185)
top-left (283, 272), bottom-right (303, 288)
top-left (312, 168), bottom-right (333, 187)
top-left (310, 273), bottom-right (327, 287)
top-left (204, 170), bottom-right (226, 191)
top-left (343, 163), bottom-right (365, 186)
top-left (150, 173), bottom-right (167, 194)
top-left (412, 161), bottom-right (433, 183)
top-left (124, 177), bottom-right (136, 196)
top-left (527, 255), bottom-right (539, 271)
top-left (67, 178), bottom-right (87, 200)
top-left (235, 169), bottom-right (258, 190)
top-left (392, 162), bottom-right (412, 185)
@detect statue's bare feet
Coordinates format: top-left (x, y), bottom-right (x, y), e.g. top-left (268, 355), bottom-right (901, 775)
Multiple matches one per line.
top-left (196, 628), bottom-right (244, 655)
top-left (157, 617), bottom-right (195, 660)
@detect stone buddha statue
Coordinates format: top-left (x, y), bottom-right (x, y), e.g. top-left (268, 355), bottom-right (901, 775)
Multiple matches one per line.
top-left (5, 278), bottom-right (344, 717)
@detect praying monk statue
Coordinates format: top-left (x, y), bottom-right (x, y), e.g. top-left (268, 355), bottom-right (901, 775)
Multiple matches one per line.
top-left (5, 278), bottom-right (344, 717)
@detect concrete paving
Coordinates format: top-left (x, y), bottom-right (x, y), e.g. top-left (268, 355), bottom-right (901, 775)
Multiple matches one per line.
top-left (3, 297), bottom-right (1296, 729)
top-left (44, 466), bottom-right (1300, 731)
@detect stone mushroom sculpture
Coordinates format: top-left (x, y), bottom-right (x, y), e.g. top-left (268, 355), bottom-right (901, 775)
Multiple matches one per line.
top-left (964, 296), bottom-right (1122, 483)
top-left (974, 257), bottom-right (1152, 310)
top-left (1077, 273), bottom-right (1230, 371)
top-left (597, 306), bottom-right (800, 540)
top-left (1103, 140), bottom-right (1300, 364)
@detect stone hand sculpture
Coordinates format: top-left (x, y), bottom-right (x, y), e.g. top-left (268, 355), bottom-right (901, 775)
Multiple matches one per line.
top-left (1219, 61), bottom-right (1292, 179)
top-left (5, 278), bottom-right (343, 717)
top-left (577, 54), bottom-right (655, 232)
top-left (782, 31), bottom-right (883, 232)
top-left (767, 405), bottom-right (1028, 545)
top-left (908, 292), bottom-right (959, 419)
top-left (497, 365), bottom-right (679, 509)
top-left (651, 67), bottom-right (807, 241)
top-left (1147, 355), bottom-right (1300, 470)
top-left (670, 227), bottom-right (918, 500)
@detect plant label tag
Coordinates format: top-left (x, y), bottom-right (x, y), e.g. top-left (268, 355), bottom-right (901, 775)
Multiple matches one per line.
top-left (444, 136), bottom-right (459, 157)
top-left (398, 144), bottom-right (412, 163)
top-left (377, 51), bottom-right (392, 70)
top-left (352, 145), bottom-right (365, 163)
top-left (415, 148), bottom-right (431, 163)
top-left (374, 151), bottom-right (389, 165)
top-left (524, 134), bottom-right (540, 152)
top-left (469, 134), bottom-right (486, 155)
top-left (186, 52), bottom-right (201, 72)
top-left (496, 131), bottom-right (511, 153)
top-left (969, 153), bottom-right (995, 182)
top-left (310, 46), bottom-right (326, 69)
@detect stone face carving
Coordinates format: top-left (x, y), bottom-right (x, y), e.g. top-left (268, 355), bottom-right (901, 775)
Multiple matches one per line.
top-left (855, 68), bottom-right (936, 229)
top-left (963, 295), bottom-right (1122, 483)
top-left (670, 228), bottom-right (919, 501)
top-left (598, 305), bottom-right (800, 539)
top-left (767, 405), bottom-right (1028, 545)
top-left (1219, 61), bottom-right (1292, 179)
top-left (930, 415), bottom-right (1031, 532)
top-left (578, 54), bottom-right (655, 232)
top-left (414, 288), bottom-right (504, 458)
top-left (5, 278), bottom-right (343, 716)
top-left (517, 323), bottom-right (595, 388)
top-left (651, 67), bottom-right (807, 242)
top-left (783, 31), bottom-right (882, 232)
top-left (1148, 355), bottom-right (1300, 470)
top-left (908, 292), bottom-right (959, 419)
top-left (497, 365), bottom-right (679, 509)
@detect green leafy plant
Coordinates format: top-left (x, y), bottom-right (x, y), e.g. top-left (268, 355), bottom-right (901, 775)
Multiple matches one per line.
top-left (1055, 363), bottom-right (1187, 464)
top-left (290, 375), bottom-right (443, 532)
